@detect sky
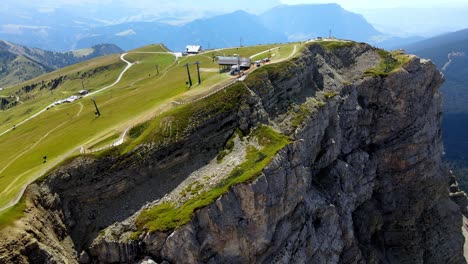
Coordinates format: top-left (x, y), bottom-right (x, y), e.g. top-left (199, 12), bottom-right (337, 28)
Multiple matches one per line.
top-left (2, 0), bottom-right (468, 36)
top-left (3, 0), bottom-right (467, 12)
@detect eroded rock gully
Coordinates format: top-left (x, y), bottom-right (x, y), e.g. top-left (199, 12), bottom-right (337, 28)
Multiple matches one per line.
top-left (0, 42), bottom-right (466, 264)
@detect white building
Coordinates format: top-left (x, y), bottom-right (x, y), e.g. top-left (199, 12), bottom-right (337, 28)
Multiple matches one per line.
top-left (185, 45), bottom-right (202, 54)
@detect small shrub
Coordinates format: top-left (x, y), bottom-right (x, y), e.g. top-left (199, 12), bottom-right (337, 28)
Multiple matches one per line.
top-left (323, 91), bottom-right (338, 99)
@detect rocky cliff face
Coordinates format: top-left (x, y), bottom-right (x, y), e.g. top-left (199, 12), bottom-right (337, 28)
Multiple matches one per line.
top-left (0, 42), bottom-right (466, 264)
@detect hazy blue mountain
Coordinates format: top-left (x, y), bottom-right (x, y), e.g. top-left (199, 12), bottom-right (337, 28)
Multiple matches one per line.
top-left (356, 6), bottom-right (468, 38)
top-left (76, 22), bottom-right (176, 51)
top-left (0, 40), bottom-right (123, 87)
top-left (405, 29), bottom-right (468, 114)
top-left (404, 29), bottom-right (468, 186)
top-left (77, 11), bottom-right (286, 51)
top-left (374, 36), bottom-right (426, 50)
top-left (405, 29), bottom-right (468, 63)
top-left (78, 5), bottom-right (422, 52)
top-left (260, 4), bottom-right (380, 42)
top-left (0, 4), bottom-right (427, 52)
top-left (173, 10), bottom-right (287, 50)
top-left (258, 4), bottom-right (423, 49)
top-left (0, 7), bottom-right (106, 51)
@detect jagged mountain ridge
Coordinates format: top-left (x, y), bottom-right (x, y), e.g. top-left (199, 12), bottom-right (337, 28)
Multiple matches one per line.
top-left (0, 40), bottom-right (123, 87)
top-left (76, 6), bottom-right (404, 51)
top-left (1, 4), bottom-right (415, 52)
top-left (76, 11), bottom-right (286, 51)
top-left (0, 41), bottom-right (465, 263)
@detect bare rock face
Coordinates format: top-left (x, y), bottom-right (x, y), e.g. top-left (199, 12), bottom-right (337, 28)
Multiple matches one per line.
top-left (1, 42), bottom-right (466, 264)
top-left (105, 46), bottom-right (461, 264)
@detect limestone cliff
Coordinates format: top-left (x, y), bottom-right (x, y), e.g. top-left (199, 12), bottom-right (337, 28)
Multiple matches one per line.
top-left (0, 41), bottom-right (466, 264)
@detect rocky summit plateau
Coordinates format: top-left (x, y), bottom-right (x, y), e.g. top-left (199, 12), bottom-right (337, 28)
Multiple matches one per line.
top-left (1, 41), bottom-right (467, 264)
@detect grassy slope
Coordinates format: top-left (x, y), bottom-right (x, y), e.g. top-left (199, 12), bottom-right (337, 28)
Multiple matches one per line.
top-left (0, 55), bottom-right (49, 88)
top-left (0, 43), bottom-right (298, 229)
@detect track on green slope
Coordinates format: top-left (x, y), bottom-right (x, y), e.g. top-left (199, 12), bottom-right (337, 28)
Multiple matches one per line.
top-left (0, 42), bottom-right (302, 221)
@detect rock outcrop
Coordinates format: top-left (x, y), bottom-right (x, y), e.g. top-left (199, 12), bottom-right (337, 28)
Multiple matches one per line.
top-left (0, 42), bottom-right (466, 264)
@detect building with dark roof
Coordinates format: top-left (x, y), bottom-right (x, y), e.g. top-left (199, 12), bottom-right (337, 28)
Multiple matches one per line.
top-left (217, 56), bottom-right (251, 72)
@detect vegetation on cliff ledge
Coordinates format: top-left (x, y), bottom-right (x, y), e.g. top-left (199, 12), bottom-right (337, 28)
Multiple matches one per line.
top-left (125, 82), bottom-right (249, 152)
top-left (0, 198), bottom-right (27, 230)
top-left (316, 40), bottom-right (355, 51)
top-left (364, 49), bottom-right (412, 77)
top-left (133, 125), bottom-right (290, 236)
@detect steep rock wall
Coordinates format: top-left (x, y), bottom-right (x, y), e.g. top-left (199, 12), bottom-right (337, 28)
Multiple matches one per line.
top-left (90, 44), bottom-right (465, 263)
top-left (0, 42), bottom-right (465, 264)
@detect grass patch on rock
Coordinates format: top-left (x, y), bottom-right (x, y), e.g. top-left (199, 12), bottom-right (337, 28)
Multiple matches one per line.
top-left (217, 129), bottom-right (243, 163)
top-left (133, 125), bottom-right (290, 235)
top-left (364, 49), bottom-right (412, 77)
top-left (0, 197), bottom-right (27, 230)
top-left (291, 98), bottom-right (326, 129)
top-left (316, 41), bottom-right (355, 51)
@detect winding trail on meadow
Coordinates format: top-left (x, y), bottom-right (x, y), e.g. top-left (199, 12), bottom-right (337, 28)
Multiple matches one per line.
top-left (0, 53), bottom-right (133, 138)
top-left (0, 53), bottom-right (136, 212)
top-left (173, 45), bottom-right (297, 106)
top-left (0, 44), bottom-right (300, 138)
top-left (84, 53), bottom-right (133, 98)
top-left (0, 44), bottom-right (299, 213)
top-left (0, 146), bottom-right (80, 212)
top-left (249, 47), bottom-right (279, 59)
top-left (0, 50), bottom-right (177, 138)
top-left (0, 116), bottom-right (75, 212)
top-left (0, 121), bottom-right (70, 177)
top-left (76, 102), bottom-right (84, 117)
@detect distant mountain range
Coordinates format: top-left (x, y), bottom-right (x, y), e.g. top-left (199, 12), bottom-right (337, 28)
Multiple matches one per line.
top-left (404, 29), bottom-right (468, 188)
top-left (76, 11), bottom-right (286, 51)
top-left (0, 40), bottom-right (123, 87)
top-left (0, 4), bottom-right (418, 52)
top-left (405, 29), bottom-right (468, 114)
top-left (357, 6), bottom-right (468, 38)
top-left (76, 4), bottom-right (421, 51)
top-left (260, 4), bottom-right (380, 42)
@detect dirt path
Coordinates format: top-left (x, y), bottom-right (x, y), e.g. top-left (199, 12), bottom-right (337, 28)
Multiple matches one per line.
top-left (76, 102), bottom-right (84, 117)
top-left (0, 53), bottom-right (134, 138)
top-left (0, 50), bottom-right (177, 138)
top-left (0, 146), bottom-right (79, 212)
top-left (0, 52), bottom-right (174, 212)
top-left (0, 102), bottom-right (86, 211)
top-left (249, 47), bottom-right (279, 59)
top-left (0, 105), bottom-right (80, 212)
top-left (113, 126), bottom-right (130, 146)
top-left (0, 121), bottom-right (69, 177)
top-left (173, 45), bottom-right (298, 105)
top-left (172, 78), bottom-right (237, 105)
top-left (0, 44), bottom-right (298, 212)
top-left (84, 53), bottom-right (133, 98)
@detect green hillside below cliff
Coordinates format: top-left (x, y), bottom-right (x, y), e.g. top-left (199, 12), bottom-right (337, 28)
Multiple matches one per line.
top-left (0, 40), bottom-right (123, 88)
